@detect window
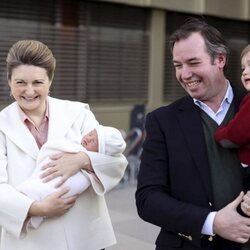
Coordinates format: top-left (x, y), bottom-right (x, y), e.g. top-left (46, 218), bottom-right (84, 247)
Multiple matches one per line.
top-left (0, 0), bottom-right (150, 105)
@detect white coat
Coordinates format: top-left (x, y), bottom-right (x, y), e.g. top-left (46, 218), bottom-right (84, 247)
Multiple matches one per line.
top-left (0, 97), bottom-right (128, 250)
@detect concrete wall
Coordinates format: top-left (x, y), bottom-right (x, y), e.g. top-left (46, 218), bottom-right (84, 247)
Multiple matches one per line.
top-left (100, 0), bottom-right (250, 20)
top-left (92, 105), bottom-right (132, 132)
top-left (205, 0), bottom-right (250, 20)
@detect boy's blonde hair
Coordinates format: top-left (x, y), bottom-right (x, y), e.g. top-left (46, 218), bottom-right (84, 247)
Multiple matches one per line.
top-left (241, 44), bottom-right (250, 60)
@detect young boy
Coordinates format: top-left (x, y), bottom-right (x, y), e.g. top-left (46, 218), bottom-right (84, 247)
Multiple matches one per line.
top-left (215, 45), bottom-right (250, 214)
top-left (17, 125), bottom-right (126, 228)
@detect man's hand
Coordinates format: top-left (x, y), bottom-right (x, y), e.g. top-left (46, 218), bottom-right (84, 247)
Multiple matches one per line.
top-left (213, 192), bottom-right (250, 243)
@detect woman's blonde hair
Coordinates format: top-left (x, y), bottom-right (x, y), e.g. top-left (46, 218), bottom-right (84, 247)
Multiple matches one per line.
top-left (6, 40), bottom-right (56, 81)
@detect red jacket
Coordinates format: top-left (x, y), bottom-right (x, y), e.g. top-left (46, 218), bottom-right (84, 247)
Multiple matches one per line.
top-left (215, 93), bottom-right (250, 165)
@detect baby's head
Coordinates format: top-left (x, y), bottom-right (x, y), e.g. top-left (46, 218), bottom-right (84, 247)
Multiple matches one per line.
top-left (81, 129), bottom-right (98, 152)
top-left (96, 125), bottom-right (126, 156)
top-left (82, 125), bottom-right (126, 156)
top-left (241, 44), bottom-right (250, 91)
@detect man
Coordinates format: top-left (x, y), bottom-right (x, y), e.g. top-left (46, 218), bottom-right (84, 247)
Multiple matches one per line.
top-left (136, 17), bottom-right (250, 249)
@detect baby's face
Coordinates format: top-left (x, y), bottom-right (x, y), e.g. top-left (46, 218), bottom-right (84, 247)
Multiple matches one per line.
top-left (81, 129), bottom-right (98, 152)
top-left (241, 51), bottom-right (250, 91)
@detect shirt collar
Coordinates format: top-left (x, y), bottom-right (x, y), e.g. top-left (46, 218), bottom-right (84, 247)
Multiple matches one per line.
top-left (193, 80), bottom-right (233, 108)
top-left (18, 100), bottom-right (49, 124)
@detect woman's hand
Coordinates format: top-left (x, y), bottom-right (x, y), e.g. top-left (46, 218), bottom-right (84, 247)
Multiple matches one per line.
top-left (241, 191), bottom-right (250, 216)
top-left (40, 152), bottom-right (92, 187)
top-left (29, 187), bottom-right (78, 217)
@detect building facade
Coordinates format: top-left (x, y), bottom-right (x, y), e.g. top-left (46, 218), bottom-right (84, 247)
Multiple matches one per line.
top-left (0, 0), bottom-right (249, 131)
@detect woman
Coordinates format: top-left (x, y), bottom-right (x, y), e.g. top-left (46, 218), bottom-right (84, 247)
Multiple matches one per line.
top-left (0, 40), bottom-right (127, 250)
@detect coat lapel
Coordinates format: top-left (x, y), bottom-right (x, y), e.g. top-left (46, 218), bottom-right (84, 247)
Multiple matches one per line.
top-left (177, 97), bottom-right (213, 202)
top-left (46, 97), bottom-right (87, 140)
top-left (0, 102), bottom-right (39, 160)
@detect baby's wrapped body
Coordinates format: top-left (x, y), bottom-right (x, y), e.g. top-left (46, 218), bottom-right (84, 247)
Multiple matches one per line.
top-left (17, 139), bottom-right (91, 228)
